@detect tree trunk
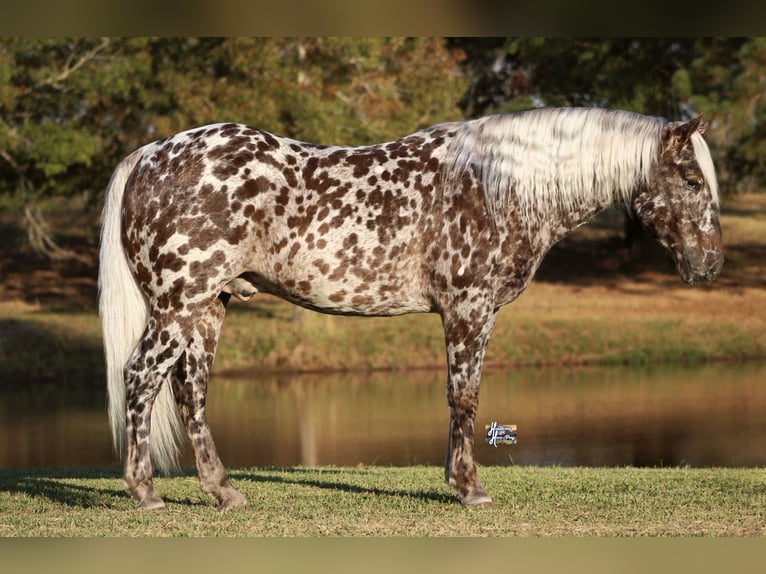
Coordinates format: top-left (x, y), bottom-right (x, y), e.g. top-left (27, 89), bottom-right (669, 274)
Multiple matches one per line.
top-left (23, 203), bottom-right (79, 261)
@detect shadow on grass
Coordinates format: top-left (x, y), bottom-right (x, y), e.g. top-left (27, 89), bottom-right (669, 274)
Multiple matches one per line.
top-left (233, 467), bottom-right (456, 505)
top-left (0, 469), bottom-right (123, 509)
top-left (1, 467), bottom-right (456, 509)
top-left (0, 468), bottom-right (207, 509)
top-left (535, 201), bottom-right (766, 291)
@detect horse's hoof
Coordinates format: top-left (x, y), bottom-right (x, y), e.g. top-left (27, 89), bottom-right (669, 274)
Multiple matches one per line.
top-left (137, 495), bottom-right (166, 510)
top-left (459, 488), bottom-right (493, 506)
top-left (219, 491), bottom-right (248, 510)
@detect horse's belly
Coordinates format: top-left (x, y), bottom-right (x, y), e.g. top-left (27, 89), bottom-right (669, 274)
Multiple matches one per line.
top-left (290, 288), bottom-right (432, 317)
top-left (242, 265), bottom-right (432, 317)
top-left (241, 231), bottom-right (433, 316)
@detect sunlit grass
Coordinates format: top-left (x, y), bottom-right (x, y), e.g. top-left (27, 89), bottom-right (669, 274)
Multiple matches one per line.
top-left (1, 466), bottom-right (764, 536)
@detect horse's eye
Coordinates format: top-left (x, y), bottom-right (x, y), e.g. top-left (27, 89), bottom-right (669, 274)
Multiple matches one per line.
top-left (684, 177), bottom-right (702, 190)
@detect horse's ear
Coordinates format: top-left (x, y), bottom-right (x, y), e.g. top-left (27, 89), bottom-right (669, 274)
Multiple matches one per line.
top-left (687, 114), bottom-right (704, 136)
top-left (697, 115), bottom-right (708, 136)
top-left (662, 114), bottom-right (704, 150)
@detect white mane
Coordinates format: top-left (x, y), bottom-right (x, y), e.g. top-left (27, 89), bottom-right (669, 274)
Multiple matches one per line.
top-left (690, 130), bottom-right (719, 207)
top-left (445, 107), bottom-right (666, 223)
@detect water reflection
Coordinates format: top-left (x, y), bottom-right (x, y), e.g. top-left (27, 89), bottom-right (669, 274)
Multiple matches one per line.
top-left (1, 363), bottom-right (765, 469)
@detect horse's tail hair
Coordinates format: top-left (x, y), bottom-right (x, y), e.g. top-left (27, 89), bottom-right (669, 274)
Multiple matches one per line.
top-left (98, 147), bottom-right (183, 474)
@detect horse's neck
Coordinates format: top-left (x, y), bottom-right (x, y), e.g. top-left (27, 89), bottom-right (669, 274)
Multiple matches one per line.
top-left (522, 192), bottom-right (619, 250)
top-left (488, 194), bottom-right (617, 308)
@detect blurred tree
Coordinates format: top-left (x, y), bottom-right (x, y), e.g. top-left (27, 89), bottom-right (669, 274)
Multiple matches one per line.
top-left (685, 37), bottom-right (766, 193)
top-left (0, 37), bottom-right (154, 257)
top-left (0, 37), bottom-right (466, 257)
top-left (212, 37), bottom-right (467, 145)
top-left (4, 36), bottom-right (764, 260)
top-left (452, 38), bottom-right (702, 117)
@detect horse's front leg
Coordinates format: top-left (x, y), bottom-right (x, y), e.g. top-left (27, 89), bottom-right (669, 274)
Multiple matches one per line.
top-left (441, 301), bottom-right (498, 506)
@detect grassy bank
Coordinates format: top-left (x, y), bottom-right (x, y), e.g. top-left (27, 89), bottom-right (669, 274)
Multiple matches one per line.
top-left (2, 280), bottom-right (765, 386)
top-left (1, 466), bottom-right (764, 536)
top-left (212, 280), bottom-right (766, 374)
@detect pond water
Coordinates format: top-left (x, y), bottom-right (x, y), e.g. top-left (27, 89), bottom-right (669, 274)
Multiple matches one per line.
top-left (1, 362), bottom-right (765, 469)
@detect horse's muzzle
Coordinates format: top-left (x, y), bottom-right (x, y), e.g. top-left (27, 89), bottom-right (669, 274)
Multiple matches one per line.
top-left (677, 249), bottom-right (724, 285)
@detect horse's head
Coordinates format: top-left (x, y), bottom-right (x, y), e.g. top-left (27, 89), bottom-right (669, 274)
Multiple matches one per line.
top-left (632, 115), bottom-right (724, 285)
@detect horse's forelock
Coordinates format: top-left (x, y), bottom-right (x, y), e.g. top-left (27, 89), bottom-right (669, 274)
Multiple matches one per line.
top-left (691, 131), bottom-right (719, 208)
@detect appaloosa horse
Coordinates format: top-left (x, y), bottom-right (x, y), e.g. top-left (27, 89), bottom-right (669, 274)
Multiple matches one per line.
top-left (99, 107), bottom-right (723, 509)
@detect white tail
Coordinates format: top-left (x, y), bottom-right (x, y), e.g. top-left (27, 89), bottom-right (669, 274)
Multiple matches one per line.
top-left (98, 147), bottom-right (183, 474)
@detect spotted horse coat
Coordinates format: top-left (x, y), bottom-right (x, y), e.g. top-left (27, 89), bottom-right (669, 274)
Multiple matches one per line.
top-left (99, 107), bottom-right (723, 509)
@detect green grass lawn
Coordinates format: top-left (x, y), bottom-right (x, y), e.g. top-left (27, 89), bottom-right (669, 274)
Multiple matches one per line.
top-left (1, 466), bottom-right (764, 536)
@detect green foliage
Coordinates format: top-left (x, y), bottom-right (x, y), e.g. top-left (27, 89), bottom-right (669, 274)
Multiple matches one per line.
top-left (0, 38), bottom-right (158, 205)
top-left (19, 121), bottom-right (101, 177)
top-left (3, 36), bottom-right (766, 226)
top-left (453, 38), bottom-right (698, 117)
top-left (714, 38), bottom-right (766, 191)
top-left (0, 37), bottom-right (466, 210)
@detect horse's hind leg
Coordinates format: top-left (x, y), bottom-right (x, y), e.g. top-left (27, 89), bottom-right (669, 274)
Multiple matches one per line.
top-left (441, 301), bottom-right (498, 506)
top-left (123, 313), bottom-right (189, 509)
top-left (170, 294), bottom-right (247, 509)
